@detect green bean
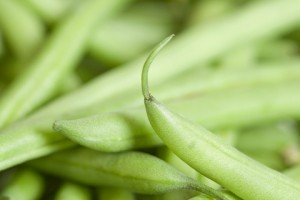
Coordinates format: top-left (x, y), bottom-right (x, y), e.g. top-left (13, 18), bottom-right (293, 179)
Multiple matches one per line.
top-left (2, 60), bottom-right (297, 172)
top-left (5, 61), bottom-right (298, 172)
top-left (97, 188), bottom-right (135, 200)
top-left (0, 0), bottom-right (45, 59)
top-left (141, 36), bottom-right (300, 200)
top-left (0, 169), bottom-right (44, 200)
top-left (2, 0), bottom-right (300, 171)
top-left (54, 80), bottom-right (300, 152)
top-left (29, 148), bottom-right (228, 200)
top-left (0, 0), bottom-right (133, 128)
top-left (54, 182), bottom-right (91, 200)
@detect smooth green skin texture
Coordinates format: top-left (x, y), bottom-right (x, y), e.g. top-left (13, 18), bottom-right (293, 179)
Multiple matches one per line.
top-left (0, 169), bottom-right (44, 200)
top-left (0, 0), bottom-right (133, 129)
top-left (53, 108), bottom-right (161, 152)
top-left (53, 80), bottom-right (300, 152)
top-left (54, 182), bottom-right (91, 200)
top-left (142, 37), bottom-right (300, 200)
top-left (97, 188), bottom-right (135, 200)
top-left (2, 0), bottom-right (300, 171)
top-left (29, 148), bottom-right (227, 199)
top-left (0, 0), bottom-right (45, 59)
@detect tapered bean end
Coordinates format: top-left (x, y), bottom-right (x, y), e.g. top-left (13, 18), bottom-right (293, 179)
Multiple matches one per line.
top-left (141, 34), bottom-right (174, 100)
top-left (53, 120), bottom-right (80, 142)
top-left (53, 120), bottom-right (64, 133)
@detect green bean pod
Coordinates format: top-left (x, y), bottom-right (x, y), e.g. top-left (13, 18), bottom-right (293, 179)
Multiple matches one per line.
top-left (4, 62), bottom-right (299, 173)
top-left (142, 36), bottom-right (300, 200)
top-left (54, 182), bottom-right (91, 200)
top-left (29, 148), bottom-right (227, 200)
top-left (3, 0), bottom-right (300, 171)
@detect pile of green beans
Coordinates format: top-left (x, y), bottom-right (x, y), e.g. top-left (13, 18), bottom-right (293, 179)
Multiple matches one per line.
top-left (1, 0), bottom-right (300, 199)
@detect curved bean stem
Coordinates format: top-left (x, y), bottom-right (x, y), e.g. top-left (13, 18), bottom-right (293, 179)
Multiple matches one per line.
top-left (142, 35), bottom-right (174, 100)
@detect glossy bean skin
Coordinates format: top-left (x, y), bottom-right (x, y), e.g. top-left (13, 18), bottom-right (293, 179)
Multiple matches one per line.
top-left (142, 36), bottom-right (300, 200)
top-left (29, 148), bottom-right (227, 200)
